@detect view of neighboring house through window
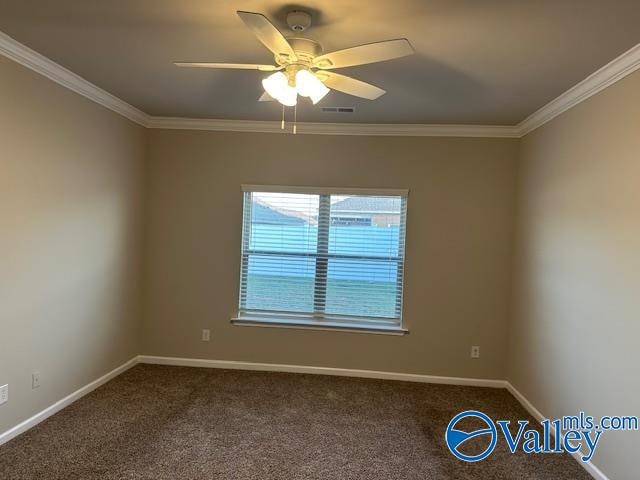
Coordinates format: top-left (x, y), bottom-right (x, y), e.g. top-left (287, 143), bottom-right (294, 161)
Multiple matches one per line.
top-left (236, 186), bottom-right (408, 332)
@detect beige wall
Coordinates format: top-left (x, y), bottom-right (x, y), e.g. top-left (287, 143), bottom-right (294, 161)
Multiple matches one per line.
top-left (0, 56), bottom-right (146, 433)
top-left (142, 130), bottom-right (518, 379)
top-left (509, 70), bottom-right (640, 479)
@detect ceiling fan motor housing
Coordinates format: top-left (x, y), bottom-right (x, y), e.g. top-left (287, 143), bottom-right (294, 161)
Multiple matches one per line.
top-left (286, 11), bottom-right (312, 32)
top-left (275, 38), bottom-right (322, 67)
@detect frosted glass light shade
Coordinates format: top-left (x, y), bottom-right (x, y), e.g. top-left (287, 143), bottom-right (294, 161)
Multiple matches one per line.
top-left (295, 69), bottom-right (329, 104)
top-left (262, 72), bottom-right (297, 106)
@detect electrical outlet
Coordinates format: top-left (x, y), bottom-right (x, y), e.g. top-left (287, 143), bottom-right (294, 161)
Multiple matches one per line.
top-left (0, 384), bottom-right (8, 405)
top-left (202, 329), bottom-right (211, 341)
top-left (471, 346), bottom-right (480, 359)
top-left (32, 371), bottom-right (41, 389)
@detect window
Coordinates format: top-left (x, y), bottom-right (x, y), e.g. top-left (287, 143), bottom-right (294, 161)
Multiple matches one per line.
top-left (234, 185), bottom-right (408, 334)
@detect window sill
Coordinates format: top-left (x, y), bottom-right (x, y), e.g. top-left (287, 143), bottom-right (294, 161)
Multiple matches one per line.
top-left (231, 315), bottom-right (408, 336)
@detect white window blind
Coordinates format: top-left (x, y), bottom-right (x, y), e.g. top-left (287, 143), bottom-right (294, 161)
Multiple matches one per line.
top-left (236, 186), bottom-right (408, 332)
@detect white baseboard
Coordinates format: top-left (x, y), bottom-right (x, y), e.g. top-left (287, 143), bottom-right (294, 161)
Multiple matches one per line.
top-left (506, 382), bottom-right (610, 480)
top-left (0, 354), bottom-right (612, 480)
top-left (0, 357), bottom-right (138, 446)
top-left (0, 355), bottom-right (503, 447)
top-left (137, 355), bottom-right (507, 388)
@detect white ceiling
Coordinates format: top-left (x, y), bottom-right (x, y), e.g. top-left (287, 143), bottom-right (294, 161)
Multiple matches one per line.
top-left (1, 0), bottom-right (639, 125)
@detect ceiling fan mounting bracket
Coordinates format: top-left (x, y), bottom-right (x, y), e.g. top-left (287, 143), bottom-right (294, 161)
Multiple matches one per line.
top-left (286, 11), bottom-right (312, 32)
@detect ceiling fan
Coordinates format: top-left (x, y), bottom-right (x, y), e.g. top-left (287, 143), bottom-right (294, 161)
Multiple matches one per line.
top-left (174, 10), bottom-right (415, 107)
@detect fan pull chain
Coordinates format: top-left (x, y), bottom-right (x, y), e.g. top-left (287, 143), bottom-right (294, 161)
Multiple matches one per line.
top-left (281, 105), bottom-right (285, 130)
top-left (293, 104), bottom-right (297, 134)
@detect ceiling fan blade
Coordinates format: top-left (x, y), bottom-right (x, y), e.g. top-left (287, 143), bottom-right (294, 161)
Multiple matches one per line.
top-left (258, 92), bottom-right (275, 102)
top-left (174, 62), bottom-right (278, 71)
top-left (319, 72), bottom-right (386, 100)
top-left (313, 39), bottom-right (414, 69)
top-left (237, 11), bottom-right (297, 62)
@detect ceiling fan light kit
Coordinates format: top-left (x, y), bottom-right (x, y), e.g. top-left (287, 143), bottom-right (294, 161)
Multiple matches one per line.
top-left (262, 67), bottom-right (330, 106)
top-left (174, 9), bottom-right (415, 118)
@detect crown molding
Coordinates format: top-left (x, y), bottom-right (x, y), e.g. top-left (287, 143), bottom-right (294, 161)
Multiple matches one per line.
top-left (0, 30), bottom-right (149, 127)
top-left (147, 116), bottom-right (520, 137)
top-left (518, 43), bottom-right (640, 136)
top-left (0, 28), bottom-right (513, 137)
top-left (1, 28), bottom-right (638, 138)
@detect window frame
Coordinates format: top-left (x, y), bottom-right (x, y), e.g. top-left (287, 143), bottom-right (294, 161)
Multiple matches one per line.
top-left (232, 185), bottom-right (409, 335)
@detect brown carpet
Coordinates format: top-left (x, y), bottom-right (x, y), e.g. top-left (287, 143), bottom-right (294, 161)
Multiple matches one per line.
top-left (0, 364), bottom-right (591, 479)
